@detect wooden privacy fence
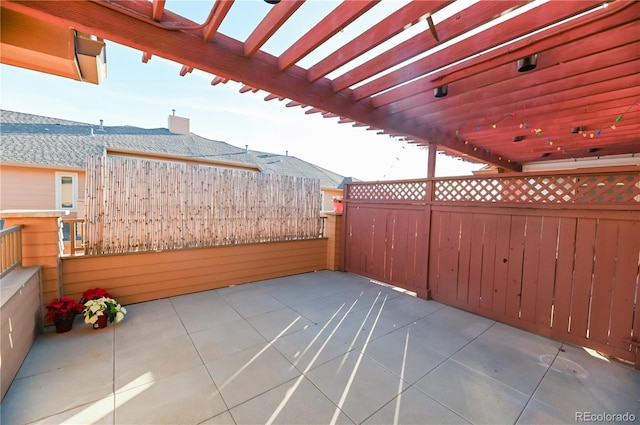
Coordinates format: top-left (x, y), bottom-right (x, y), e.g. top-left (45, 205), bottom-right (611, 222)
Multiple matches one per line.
top-left (344, 169), bottom-right (640, 366)
top-left (85, 156), bottom-right (321, 255)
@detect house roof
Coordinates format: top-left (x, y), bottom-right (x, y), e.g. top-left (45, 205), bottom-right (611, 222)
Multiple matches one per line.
top-left (1, 1), bottom-right (637, 174)
top-left (0, 110), bottom-right (346, 188)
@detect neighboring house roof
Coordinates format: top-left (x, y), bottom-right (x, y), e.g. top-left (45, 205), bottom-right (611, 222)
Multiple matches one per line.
top-left (0, 110), bottom-right (347, 188)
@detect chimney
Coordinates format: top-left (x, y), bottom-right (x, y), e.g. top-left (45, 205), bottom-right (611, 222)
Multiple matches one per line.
top-left (245, 145), bottom-right (249, 153)
top-left (96, 119), bottom-right (106, 132)
top-left (168, 111), bottom-right (190, 135)
top-left (285, 150), bottom-right (288, 156)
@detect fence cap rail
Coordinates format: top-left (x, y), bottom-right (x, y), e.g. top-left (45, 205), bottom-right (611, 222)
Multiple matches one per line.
top-left (0, 210), bottom-right (70, 218)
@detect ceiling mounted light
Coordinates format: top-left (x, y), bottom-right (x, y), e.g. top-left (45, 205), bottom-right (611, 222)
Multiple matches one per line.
top-left (512, 135), bottom-right (525, 142)
top-left (434, 85), bottom-right (448, 98)
top-left (264, 0), bottom-right (280, 4)
top-left (517, 54), bottom-right (537, 72)
top-left (570, 126), bottom-right (586, 134)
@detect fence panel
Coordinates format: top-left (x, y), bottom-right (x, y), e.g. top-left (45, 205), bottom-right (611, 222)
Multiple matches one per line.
top-left (85, 156), bottom-right (321, 255)
top-left (345, 169), bottom-right (640, 366)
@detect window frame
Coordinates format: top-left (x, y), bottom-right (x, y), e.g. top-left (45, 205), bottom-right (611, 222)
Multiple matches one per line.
top-left (55, 171), bottom-right (78, 211)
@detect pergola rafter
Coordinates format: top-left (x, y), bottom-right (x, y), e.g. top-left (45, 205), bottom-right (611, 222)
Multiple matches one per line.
top-left (2, 0), bottom-right (638, 171)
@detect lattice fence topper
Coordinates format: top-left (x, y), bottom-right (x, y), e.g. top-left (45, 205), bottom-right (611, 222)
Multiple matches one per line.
top-left (434, 173), bottom-right (640, 203)
top-left (346, 180), bottom-right (428, 202)
top-left (345, 172), bottom-right (640, 204)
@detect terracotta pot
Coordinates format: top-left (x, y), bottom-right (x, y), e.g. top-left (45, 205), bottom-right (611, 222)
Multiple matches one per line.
top-left (333, 200), bottom-right (343, 213)
top-left (54, 317), bottom-right (75, 333)
top-left (93, 314), bottom-right (108, 329)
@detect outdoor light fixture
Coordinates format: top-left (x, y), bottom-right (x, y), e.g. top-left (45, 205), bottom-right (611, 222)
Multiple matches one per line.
top-left (512, 135), bottom-right (526, 142)
top-left (264, 0), bottom-right (280, 4)
top-left (517, 54), bottom-right (537, 72)
top-left (571, 126), bottom-right (586, 134)
top-left (434, 85), bottom-right (448, 98)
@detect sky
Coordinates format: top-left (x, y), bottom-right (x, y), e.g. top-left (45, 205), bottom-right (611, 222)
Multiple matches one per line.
top-left (0, 0), bottom-right (485, 181)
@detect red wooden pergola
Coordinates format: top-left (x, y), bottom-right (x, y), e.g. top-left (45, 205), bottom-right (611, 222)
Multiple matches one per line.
top-left (2, 0), bottom-right (638, 171)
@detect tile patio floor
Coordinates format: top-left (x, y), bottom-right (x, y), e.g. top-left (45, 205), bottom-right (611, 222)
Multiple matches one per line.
top-left (1, 271), bottom-right (638, 424)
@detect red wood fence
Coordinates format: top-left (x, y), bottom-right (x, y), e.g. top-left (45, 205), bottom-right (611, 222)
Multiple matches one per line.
top-left (343, 169), bottom-right (640, 367)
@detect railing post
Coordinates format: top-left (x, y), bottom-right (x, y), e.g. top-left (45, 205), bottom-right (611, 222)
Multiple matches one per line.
top-left (324, 212), bottom-right (343, 271)
top-left (0, 210), bottom-right (68, 311)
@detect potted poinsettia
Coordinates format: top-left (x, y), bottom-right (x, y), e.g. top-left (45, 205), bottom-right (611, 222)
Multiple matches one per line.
top-left (83, 297), bottom-right (127, 329)
top-left (80, 287), bottom-right (113, 304)
top-left (332, 195), bottom-right (344, 213)
top-left (45, 297), bottom-right (85, 333)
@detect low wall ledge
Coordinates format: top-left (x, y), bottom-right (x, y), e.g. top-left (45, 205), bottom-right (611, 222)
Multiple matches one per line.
top-left (0, 210), bottom-right (70, 218)
top-left (0, 266), bottom-right (42, 310)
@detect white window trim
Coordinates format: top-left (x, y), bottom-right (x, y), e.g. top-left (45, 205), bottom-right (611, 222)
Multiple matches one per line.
top-left (55, 172), bottom-right (78, 211)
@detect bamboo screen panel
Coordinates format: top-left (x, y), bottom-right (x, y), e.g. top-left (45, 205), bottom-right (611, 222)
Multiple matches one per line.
top-left (84, 156), bottom-right (321, 255)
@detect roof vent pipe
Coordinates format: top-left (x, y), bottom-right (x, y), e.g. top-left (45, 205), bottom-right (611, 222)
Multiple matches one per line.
top-left (286, 150), bottom-right (288, 156)
top-left (97, 119), bottom-right (105, 132)
top-left (245, 145), bottom-right (249, 153)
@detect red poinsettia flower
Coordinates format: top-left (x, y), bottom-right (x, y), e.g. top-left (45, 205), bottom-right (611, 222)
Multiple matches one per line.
top-left (81, 288), bottom-right (113, 303)
top-left (45, 297), bottom-right (85, 322)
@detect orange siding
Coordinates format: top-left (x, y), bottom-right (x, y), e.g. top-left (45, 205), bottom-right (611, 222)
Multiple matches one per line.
top-left (62, 239), bottom-right (328, 305)
top-left (325, 213), bottom-right (342, 271)
top-left (2, 215), bottom-right (63, 306)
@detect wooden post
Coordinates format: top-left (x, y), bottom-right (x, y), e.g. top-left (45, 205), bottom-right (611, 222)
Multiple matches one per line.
top-left (0, 210), bottom-right (67, 310)
top-left (324, 212), bottom-right (343, 271)
top-left (423, 143), bottom-right (437, 299)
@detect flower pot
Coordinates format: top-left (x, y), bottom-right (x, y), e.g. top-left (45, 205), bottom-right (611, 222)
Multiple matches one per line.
top-left (54, 317), bottom-right (75, 333)
top-left (93, 314), bottom-right (108, 329)
top-left (333, 200), bottom-right (343, 213)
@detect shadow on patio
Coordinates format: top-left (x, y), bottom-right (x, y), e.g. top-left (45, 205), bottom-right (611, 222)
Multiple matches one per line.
top-left (1, 271), bottom-right (638, 425)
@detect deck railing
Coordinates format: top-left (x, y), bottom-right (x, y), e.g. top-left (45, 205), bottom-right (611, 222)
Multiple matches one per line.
top-left (62, 219), bottom-right (85, 256)
top-left (0, 225), bottom-right (23, 277)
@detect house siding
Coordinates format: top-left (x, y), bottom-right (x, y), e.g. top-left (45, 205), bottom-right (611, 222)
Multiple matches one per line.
top-left (0, 165), bottom-right (85, 217)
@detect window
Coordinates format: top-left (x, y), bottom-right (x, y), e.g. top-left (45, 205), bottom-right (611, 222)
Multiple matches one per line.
top-left (55, 172), bottom-right (78, 211)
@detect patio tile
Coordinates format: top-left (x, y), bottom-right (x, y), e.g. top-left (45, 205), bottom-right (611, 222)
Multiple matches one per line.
top-left (115, 365), bottom-right (226, 425)
top-left (407, 306), bottom-right (494, 357)
top-left (414, 359), bottom-right (529, 424)
top-left (205, 343), bottom-right (301, 409)
top-left (246, 306), bottom-right (315, 341)
top-left (266, 281), bottom-right (334, 306)
top-left (451, 322), bottom-right (561, 395)
top-left (290, 293), bottom-right (360, 324)
top-left (516, 398), bottom-right (577, 424)
top-left (272, 322), bottom-right (352, 372)
top-left (360, 326), bottom-right (446, 385)
top-left (114, 299), bottom-right (187, 350)
top-left (305, 350), bottom-right (409, 424)
top-left (383, 294), bottom-right (446, 319)
top-left (1, 351), bottom-right (114, 424)
top-left (114, 333), bottom-right (203, 393)
top-left (533, 344), bottom-right (640, 418)
top-left (229, 376), bottom-right (355, 425)
top-left (363, 386), bottom-right (470, 425)
top-left (218, 288), bottom-right (286, 318)
top-left (199, 410), bottom-right (236, 425)
top-left (330, 302), bottom-right (403, 350)
top-left (16, 320), bottom-right (113, 379)
top-left (22, 395), bottom-right (115, 425)
top-left (190, 318), bottom-right (267, 364)
top-left (170, 291), bottom-right (243, 333)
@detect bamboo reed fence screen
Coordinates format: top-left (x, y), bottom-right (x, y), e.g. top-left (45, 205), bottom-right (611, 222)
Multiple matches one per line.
top-left (84, 156), bottom-right (321, 255)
